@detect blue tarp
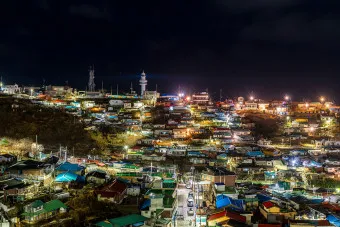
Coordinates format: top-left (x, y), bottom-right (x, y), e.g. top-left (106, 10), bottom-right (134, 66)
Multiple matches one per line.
top-left (216, 195), bottom-right (244, 211)
top-left (327, 214), bottom-right (340, 227)
top-left (187, 151), bottom-right (206, 157)
top-left (256, 194), bottom-right (272, 202)
top-left (56, 162), bottom-right (85, 172)
top-left (246, 151), bottom-right (264, 157)
top-left (217, 154), bottom-right (227, 159)
top-left (55, 172), bottom-right (85, 183)
top-left (140, 199), bottom-right (151, 210)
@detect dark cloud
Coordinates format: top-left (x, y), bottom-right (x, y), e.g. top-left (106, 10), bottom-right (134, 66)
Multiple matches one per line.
top-left (215, 0), bottom-right (301, 12)
top-left (68, 4), bottom-right (110, 20)
top-left (240, 12), bottom-right (340, 50)
top-left (1, 1), bottom-right (340, 100)
top-left (34, 0), bottom-right (50, 10)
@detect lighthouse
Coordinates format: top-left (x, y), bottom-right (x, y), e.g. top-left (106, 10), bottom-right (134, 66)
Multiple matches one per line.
top-left (88, 65), bottom-right (95, 92)
top-left (139, 70), bottom-right (147, 96)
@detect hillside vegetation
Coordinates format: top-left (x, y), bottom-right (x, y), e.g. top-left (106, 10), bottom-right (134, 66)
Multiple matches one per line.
top-left (0, 96), bottom-right (97, 155)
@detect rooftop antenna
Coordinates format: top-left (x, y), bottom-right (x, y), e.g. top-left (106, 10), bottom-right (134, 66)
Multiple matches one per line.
top-left (102, 80), bottom-right (104, 93)
top-left (220, 89), bottom-right (222, 102)
top-left (130, 82), bottom-right (133, 93)
top-left (110, 85), bottom-right (113, 95)
top-left (156, 84), bottom-right (158, 92)
top-left (116, 84), bottom-right (119, 95)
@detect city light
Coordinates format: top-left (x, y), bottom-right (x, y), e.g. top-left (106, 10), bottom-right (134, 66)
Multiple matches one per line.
top-left (320, 96), bottom-right (325, 102)
top-left (250, 96), bottom-right (254, 101)
top-left (284, 95), bottom-right (290, 101)
top-left (186, 96), bottom-right (191, 101)
top-left (326, 103), bottom-right (330, 108)
top-left (286, 116), bottom-right (290, 120)
top-left (305, 103), bottom-right (309, 108)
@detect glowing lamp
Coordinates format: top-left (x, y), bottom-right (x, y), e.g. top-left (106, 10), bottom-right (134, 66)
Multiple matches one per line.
top-left (320, 96), bottom-right (325, 102)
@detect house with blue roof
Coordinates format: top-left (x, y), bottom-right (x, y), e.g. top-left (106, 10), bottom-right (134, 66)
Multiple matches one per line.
top-left (55, 172), bottom-right (85, 183)
top-left (246, 151), bottom-right (265, 158)
top-left (55, 162), bottom-right (85, 175)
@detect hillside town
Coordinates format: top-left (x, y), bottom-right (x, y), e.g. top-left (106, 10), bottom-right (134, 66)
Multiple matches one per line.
top-left (1, 72), bottom-right (340, 227)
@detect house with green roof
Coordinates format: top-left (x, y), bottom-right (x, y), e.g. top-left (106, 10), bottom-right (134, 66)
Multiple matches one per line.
top-left (95, 214), bottom-right (148, 227)
top-left (141, 183), bottom-right (177, 220)
top-left (22, 199), bottom-right (67, 224)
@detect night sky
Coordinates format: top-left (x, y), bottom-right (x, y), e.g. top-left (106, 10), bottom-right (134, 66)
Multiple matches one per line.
top-left (1, 1), bottom-right (340, 101)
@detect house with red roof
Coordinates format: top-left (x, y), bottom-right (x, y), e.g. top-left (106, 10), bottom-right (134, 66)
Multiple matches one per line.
top-left (95, 179), bottom-right (127, 204)
top-left (207, 211), bottom-right (229, 226)
top-left (260, 201), bottom-right (296, 224)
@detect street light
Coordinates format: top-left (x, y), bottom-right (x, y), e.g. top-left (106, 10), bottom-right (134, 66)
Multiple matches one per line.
top-left (284, 95), bottom-right (290, 101)
top-left (250, 96), bottom-right (254, 101)
top-left (123, 145), bottom-right (129, 159)
top-left (320, 96), bottom-right (325, 103)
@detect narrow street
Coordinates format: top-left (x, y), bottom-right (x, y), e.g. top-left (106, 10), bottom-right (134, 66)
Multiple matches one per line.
top-left (175, 186), bottom-right (195, 227)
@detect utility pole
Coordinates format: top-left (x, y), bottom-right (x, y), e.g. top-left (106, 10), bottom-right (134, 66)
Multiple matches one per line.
top-left (35, 135), bottom-right (38, 158)
top-left (220, 89), bottom-right (222, 102)
top-left (64, 146), bottom-right (67, 162)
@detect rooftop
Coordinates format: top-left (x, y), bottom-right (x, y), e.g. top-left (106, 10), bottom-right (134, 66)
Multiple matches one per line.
top-left (96, 214), bottom-right (147, 227)
top-left (206, 166), bottom-right (236, 176)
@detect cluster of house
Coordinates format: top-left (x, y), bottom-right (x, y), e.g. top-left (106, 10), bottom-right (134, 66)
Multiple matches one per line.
top-left (1, 88), bottom-right (340, 226)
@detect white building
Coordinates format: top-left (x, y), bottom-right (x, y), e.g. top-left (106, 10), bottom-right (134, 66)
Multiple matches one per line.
top-left (139, 71), bottom-right (147, 96)
top-left (192, 92), bottom-right (209, 105)
top-left (244, 102), bottom-right (258, 110)
top-left (2, 84), bottom-right (21, 94)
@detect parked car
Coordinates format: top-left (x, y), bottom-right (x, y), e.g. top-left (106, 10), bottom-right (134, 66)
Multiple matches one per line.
top-left (188, 191), bottom-right (194, 200)
top-left (187, 208), bottom-right (194, 216)
top-left (187, 200), bottom-right (194, 207)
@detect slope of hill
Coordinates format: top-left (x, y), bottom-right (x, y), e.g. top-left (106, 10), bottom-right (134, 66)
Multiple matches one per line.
top-left (0, 96), bottom-right (97, 155)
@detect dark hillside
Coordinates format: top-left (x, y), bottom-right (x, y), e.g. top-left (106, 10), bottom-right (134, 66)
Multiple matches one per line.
top-left (0, 96), bottom-right (97, 154)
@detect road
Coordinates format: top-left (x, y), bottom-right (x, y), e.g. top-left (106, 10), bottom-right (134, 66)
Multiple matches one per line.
top-left (175, 185), bottom-right (195, 227)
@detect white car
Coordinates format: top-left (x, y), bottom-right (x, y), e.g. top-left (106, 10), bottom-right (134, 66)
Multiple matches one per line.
top-left (187, 208), bottom-right (194, 216)
top-left (187, 200), bottom-right (194, 207)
